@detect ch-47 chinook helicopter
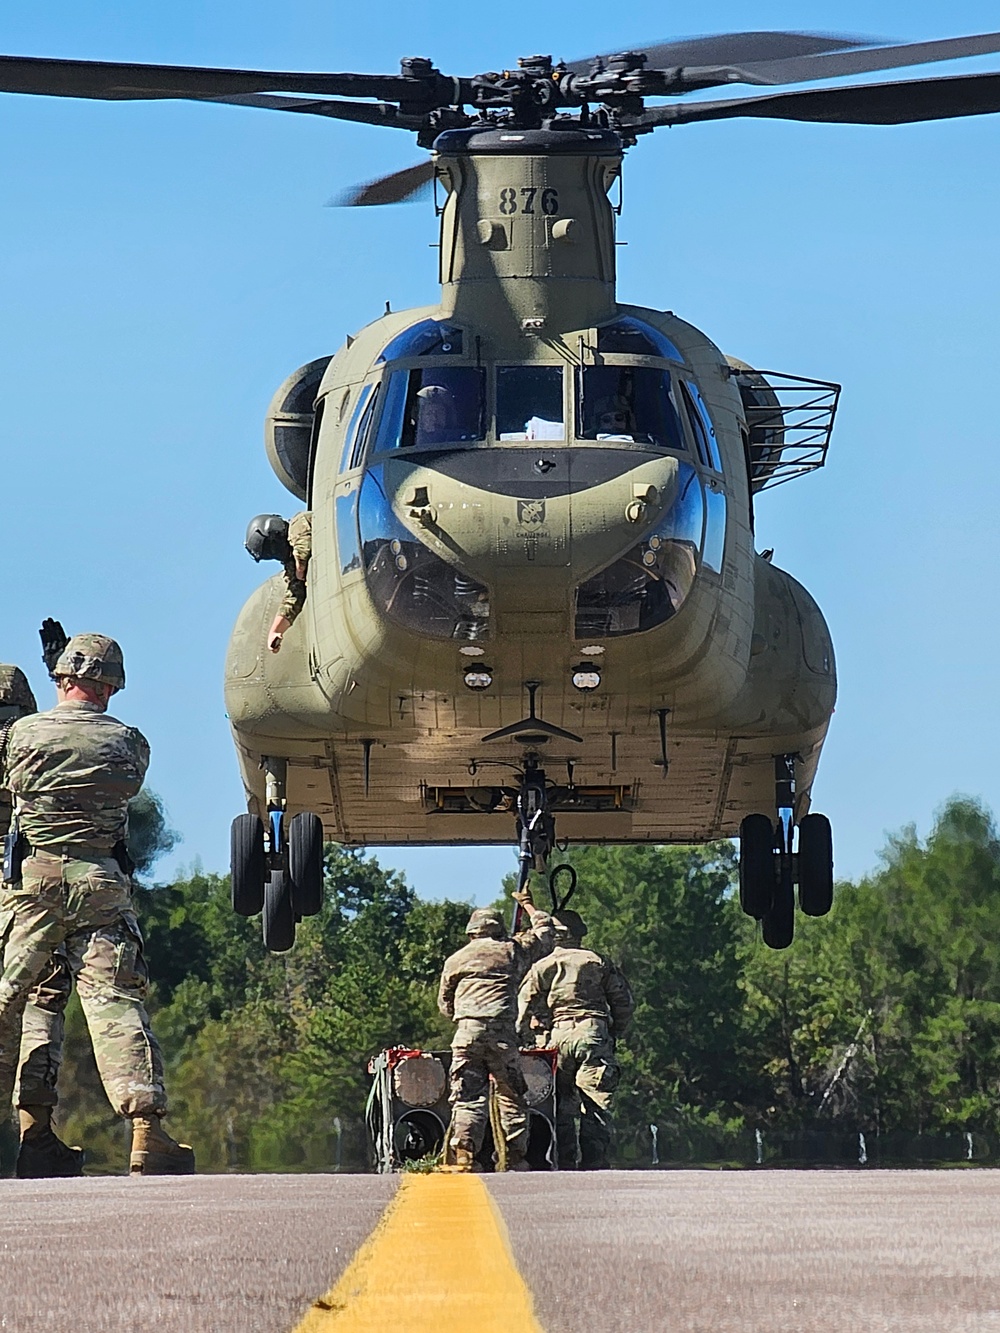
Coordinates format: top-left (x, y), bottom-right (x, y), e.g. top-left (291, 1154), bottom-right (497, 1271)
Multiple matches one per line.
top-left (6, 30), bottom-right (1000, 951)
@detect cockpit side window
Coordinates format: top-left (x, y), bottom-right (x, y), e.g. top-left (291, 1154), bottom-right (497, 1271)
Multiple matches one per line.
top-left (340, 382), bottom-right (376, 472)
top-left (577, 366), bottom-right (686, 449)
top-left (497, 366), bottom-right (564, 441)
top-left (370, 367), bottom-right (485, 453)
top-left (346, 382), bottom-right (381, 471)
top-left (681, 381), bottom-right (723, 472)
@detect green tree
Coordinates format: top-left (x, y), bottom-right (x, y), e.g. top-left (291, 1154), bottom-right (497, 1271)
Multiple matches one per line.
top-left (741, 796), bottom-right (1000, 1137)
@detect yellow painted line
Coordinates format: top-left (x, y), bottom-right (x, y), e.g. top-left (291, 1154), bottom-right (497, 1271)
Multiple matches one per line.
top-left (292, 1173), bottom-right (544, 1332)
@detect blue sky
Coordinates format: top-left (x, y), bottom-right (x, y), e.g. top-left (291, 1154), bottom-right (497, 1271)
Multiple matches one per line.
top-left (2, 1), bottom-right (1000, 903)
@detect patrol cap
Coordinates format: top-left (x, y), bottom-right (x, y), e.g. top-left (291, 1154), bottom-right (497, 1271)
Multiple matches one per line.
top-left (0, 665), bottom-right (37, 717)
top-left (553, 909), bottom-right (587, 940)
top-left (245, 514), bottom-right (291, 563)
top-left (52, 634), bottom-right (126, 692)
top-left (466, 907), bottom-right (506, 939)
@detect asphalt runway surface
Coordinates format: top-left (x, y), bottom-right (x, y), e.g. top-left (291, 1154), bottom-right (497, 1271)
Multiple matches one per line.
top-left (2, 1170), bottom-right (999, 1331)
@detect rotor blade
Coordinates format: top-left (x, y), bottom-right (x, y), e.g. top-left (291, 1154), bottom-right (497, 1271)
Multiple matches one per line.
top-left (193, 91), bottom-right (415, 129)
top-left (0, 53), bottom-right (419, 102)
top-left (564, 31), bottom-right (874, 75)
top-left (632, 70), bottom-right (1000, 128)
top-left (331, 159), bottom-right (436, 207)
top-left (720, 30), bottom-right (1000, 88)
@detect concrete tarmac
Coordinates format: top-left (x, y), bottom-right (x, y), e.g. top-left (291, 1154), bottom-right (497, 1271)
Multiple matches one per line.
top-left (2, 1170), bottom-right (999, 1332)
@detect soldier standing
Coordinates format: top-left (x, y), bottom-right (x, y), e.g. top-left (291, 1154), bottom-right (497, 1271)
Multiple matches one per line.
top-left (518, 909), bottom-right (633, 1170)
top-left (438, 889), bottom-right (554, 1171)
top-left (1, 664), bottom-right (82, 1177)
top-left (0, 635), bottom-right (194, 1175)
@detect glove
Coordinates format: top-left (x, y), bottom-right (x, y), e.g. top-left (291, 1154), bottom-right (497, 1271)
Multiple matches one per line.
top-left (511, 887), bottom-right (534, 908)
top-left (39, 619), bottom-right (69, 678)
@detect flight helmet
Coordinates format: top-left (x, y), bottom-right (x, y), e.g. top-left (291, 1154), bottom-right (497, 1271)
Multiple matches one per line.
top-left (245, 514), bottom-right (291, 563)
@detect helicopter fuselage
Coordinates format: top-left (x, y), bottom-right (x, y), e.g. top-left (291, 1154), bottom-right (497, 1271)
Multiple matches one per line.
top-left (225, 126), bottom-right (836, 847)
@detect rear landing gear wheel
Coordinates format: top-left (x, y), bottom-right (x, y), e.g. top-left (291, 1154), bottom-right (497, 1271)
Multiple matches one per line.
top-left (798, 813), bottom-right (834, 916)
top-left (263, 870), bottom-right (295, 952)
top-left (762, 856), bottom-right (795, 950)
top-left (289, 812), bottom-right (324, 917)
top-left (231, 814), bottom-right (265, 917)
top-left (739, 814), bottom-right (775, 919)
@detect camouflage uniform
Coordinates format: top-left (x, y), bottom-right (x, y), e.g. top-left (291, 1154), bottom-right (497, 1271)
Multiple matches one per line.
top-left (0, 666), bottom-right (71, 1114)
top-left (0, 700), bottom-right (167, 1119)
top-left (277, 510), bottom-right (312, 624)
top-left (518, 917), bottom-right (633, 1169)
top-left (438, 907), bottom-right (554, 1167)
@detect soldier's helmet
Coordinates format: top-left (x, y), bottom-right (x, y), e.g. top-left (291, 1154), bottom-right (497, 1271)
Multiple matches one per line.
top-left (245, 514), bottom-right (291, 563)
top-left (553, 909), bottom-right (588, 941)
top-left (0, 665), bottom-right (37, 717)
top-left (52, 634), bottom-right (126, 692)
top-left (466, 907), bottom-right (506, 939)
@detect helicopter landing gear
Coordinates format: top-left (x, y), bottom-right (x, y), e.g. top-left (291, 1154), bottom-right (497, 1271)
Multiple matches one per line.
top-left (229, 756), bottom-right (326, 951)
top-left (737, 756), bottom-right (834, 950)
top-left (510, 756), bottom-right (558, 930)
top-left (231, 813), bottom-right (266, 916)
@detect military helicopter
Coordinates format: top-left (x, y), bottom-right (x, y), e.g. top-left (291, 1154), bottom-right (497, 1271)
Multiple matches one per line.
top-left (5, 29), bottom-right (1000, 952)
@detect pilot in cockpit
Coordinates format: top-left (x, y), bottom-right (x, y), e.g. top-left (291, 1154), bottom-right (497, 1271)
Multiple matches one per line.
top-left (594, 392), bottom-right (637, 442)
top-left (411, 383), bottom-right (457, 446)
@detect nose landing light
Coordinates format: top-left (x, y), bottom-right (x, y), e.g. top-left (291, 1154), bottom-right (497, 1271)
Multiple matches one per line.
top-left (464, 666), bottom-right (494, 690)
top-left (571, 664), bottom-right (602, 691)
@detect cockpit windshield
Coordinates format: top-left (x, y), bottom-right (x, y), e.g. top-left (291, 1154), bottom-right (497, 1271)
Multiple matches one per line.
top-left (577, 366), bottom-right (686, 449)
top-left (497, 366), bottom-right (565, 441)
top-left (370, 367), bottom-right (485, 452)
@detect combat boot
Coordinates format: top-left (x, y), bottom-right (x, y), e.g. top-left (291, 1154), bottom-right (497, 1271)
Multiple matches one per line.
top-left (128, 1115), bottom-right (195, 1176)
top-left (451, 1146), bottom-right (476, 1173)
top-left (16, 1107), bottom-right (84, 1179)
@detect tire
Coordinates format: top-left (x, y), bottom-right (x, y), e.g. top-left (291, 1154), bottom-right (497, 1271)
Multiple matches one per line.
top-left (289, 812), bottom-right (324, 917)
top-left (231, 814), bottom-right (265, 917)
top-left (739, 814), bottom-right (776, 919)
top-left (762, 860), bottom-right (795, 949)
top-left (798, 813), bottom-right (834, 917)
top-left (262, 870), bottom-right (295, 952)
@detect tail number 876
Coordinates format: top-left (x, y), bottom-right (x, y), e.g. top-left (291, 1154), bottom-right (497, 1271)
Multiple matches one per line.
top-left (498, 187), bottom-right (559, 216)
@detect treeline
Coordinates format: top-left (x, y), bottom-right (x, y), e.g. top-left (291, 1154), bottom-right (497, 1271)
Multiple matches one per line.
top-left (49, 796), bottom-right (1000, 1171)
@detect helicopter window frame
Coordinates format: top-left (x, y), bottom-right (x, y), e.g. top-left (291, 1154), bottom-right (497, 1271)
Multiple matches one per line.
top-left (496, 365), bottom-right (566, 442)
top-left (367, 364), bottom-right (487, 455)
top-left (575, 363), bottom-right (688, 451)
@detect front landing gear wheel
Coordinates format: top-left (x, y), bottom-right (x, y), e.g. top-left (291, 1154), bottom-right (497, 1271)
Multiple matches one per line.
top-left (798, 813), bottom-right (834, 916)
top-left (263, 870), bottom-right (295, 952)
top-left (289, 812), bottom-right (324, 917)
top-left (231, 814), bottom-right (265, 916)
top-left (762, 856), bottom-right (795, 949)
top-left (739, 814), bottom-right (775, 919)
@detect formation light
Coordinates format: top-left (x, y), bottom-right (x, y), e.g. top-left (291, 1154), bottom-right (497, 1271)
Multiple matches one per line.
top-left (463, 666), bottom-right (494, 691)
top-left (571, 664), bottom-right (602, 691)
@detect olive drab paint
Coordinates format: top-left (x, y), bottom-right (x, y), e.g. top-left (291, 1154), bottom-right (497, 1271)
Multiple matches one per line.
top-left (226, 125), bottom-right (836, 850)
